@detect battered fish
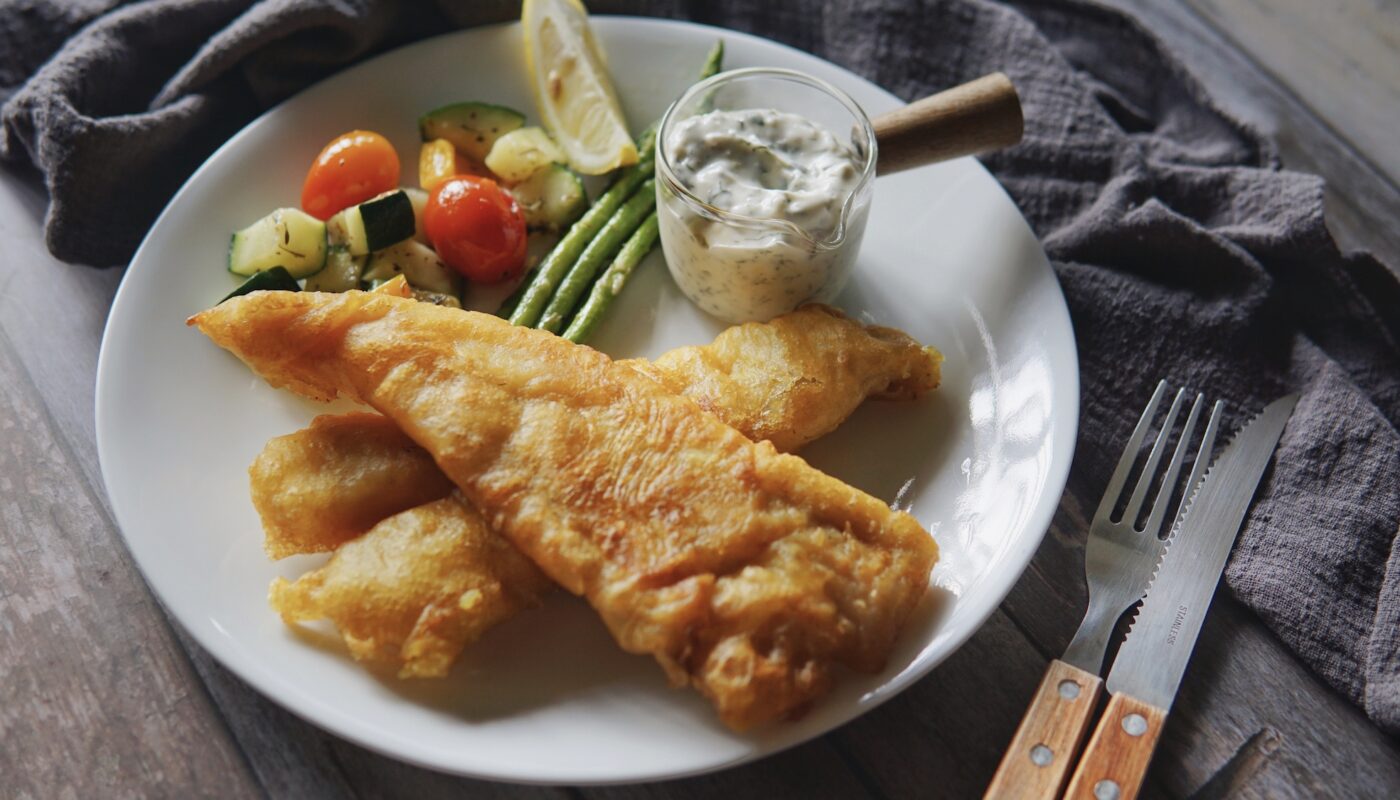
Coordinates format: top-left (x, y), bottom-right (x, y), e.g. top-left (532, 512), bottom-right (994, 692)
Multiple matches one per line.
top-left (255, 305), bottom-right (941, 680)
top-left (621, 304), bottom-right (941, 452)
top-left (194, 292), bottom-right (937, 730)
top-left (251, 412), bottom-right (454, 558)
top-left (270, 495), bottom-right (553, 678)
top-left (253, 304), bottom-right (941, 557)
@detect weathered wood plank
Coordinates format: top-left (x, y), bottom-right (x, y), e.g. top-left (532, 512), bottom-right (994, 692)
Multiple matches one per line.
top-left (0, 170), bottom-right (121, 491)
top-left (1101, 0), bottom-right (1400, 272)
top-left (830, 607), bottom-right (1055, 798)
top-left (0, 327), bottom-right (260, 799)
top-left (582, 738), bottom-right (875, 800)
top-left (1182, 0), bottom-right (1400, 185)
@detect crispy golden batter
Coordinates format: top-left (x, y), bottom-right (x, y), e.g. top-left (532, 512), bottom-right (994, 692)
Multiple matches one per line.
top-left (192, 292), bottom-right (937, 730)
top-left (621, 304), bottom-right (942, 452)
top-left (250, 306), bottom-right (941, 679)
top-left (251, 304), bottom-right (941, 559)
top-left (270, 495), bottom-right (552, 678)
top-left (251, 412), bottom-right (455, 558)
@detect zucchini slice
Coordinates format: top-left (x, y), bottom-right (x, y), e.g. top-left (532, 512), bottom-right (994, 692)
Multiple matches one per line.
top-left (228, 208), bottom-right (327, 278)
top-left (403, 187), bottom-right (430, 245)
top-left (220, 266), bottom-right (300, 303)
top-left (419, 102), bottom-right (526, 162)
top-left (363, 239), bottom-right (462, 298)
top-left (327, 190), bottom-right (416, 255)
top-left (509, 163), bottom-right (588, 231)
top-left (305, 246), bottom-right (365, 292)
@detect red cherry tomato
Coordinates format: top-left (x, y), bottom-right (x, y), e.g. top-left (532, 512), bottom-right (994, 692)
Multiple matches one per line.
top-left (423, 176), bottom-right (528, 283)
top-left (301, 130), bottom-right (400, 220)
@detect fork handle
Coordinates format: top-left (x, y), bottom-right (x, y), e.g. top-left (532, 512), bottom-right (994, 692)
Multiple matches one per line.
top-left (984, 660), bottom-right (1104, 799)
top-left (1063, 692), bottom-right (1167, 800)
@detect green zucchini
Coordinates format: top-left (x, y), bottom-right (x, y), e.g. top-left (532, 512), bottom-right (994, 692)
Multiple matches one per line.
top-left (362, 239), bottom-right (462, 297)
top-left (228, 208), bottom-right (327, 278)
top-left (419, 102), bottom-right (526, 162)
top-left (220, 266), bottom-right (300, 303)
top-left (403, 187), bottom-right (431, 244)
top-left (510, 163), bottom-right (588, 232)
top-left (305, 246), bottom-right (365, 292)
top-left (327, 190), bottom-right (416, 255)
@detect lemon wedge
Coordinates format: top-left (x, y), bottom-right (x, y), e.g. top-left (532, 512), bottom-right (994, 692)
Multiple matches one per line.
top-left (522, 0), bottom-right (637, 175)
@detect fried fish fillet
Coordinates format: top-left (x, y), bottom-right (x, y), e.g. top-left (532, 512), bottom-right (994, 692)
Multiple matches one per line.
top-left (269, 495), bottom-right (553, 678)
top-left (253, 304), bottom-right (941, 558)
top-left (253, 304), bottom-right (941, 680)
top-left (194, 292), bottom-right (937, 730)
top-left (621, 304), bottom-right (942, 452)
top-left (251, 412), bottom-right (455, 558)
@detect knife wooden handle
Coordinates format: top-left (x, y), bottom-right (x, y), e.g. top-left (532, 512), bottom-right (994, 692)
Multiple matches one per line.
top-left (1063, 692), bottom-right (1167, 800)
top-left (984, 659), bottom-right (1103, 799)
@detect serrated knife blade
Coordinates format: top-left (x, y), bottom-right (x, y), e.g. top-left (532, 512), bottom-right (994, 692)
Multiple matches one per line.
top-left (1104, 393), bottom-right (1298, 709)
top-left (1062, 393), bottom-right (1299, 800)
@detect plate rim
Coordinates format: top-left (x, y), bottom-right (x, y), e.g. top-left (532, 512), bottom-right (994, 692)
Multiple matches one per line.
top-left (95, 15), bottom-right (1079, 785)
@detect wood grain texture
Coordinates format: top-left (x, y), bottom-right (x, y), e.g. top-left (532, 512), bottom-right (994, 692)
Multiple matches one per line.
top-left (582, 738), bottom-right (875, 800)
top-left (984, 659), bottom-right (1104, 800)
top-left (1064, 693), bottom-right (1167, 800)
top-left (1182, 0), bottom-right (1400, 184)
top-left (0, 325), bottom-right (259, 799)
top-left (872, 72), bottom-right (1024, 175)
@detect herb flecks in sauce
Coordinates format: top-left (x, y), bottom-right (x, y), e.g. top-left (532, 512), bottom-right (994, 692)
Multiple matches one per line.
top-left (658, 108), bottom-right (869, 323)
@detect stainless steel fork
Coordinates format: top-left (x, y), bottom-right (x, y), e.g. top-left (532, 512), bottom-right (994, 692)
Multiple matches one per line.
top-left (985, 381), bottom-right (1224, 800)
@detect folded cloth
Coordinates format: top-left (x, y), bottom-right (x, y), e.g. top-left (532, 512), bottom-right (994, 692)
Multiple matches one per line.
top-left (3, 0), bottom-right (1397, 731)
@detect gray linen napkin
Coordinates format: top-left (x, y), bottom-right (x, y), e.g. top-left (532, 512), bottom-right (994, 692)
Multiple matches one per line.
top-left (3, 0), bottom-right (1397, 733)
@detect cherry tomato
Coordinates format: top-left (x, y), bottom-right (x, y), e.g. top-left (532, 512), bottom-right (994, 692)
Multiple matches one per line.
top-left (423, 176), bottom-right (528, 283)
top-left (301, 130), bottom-right (400, 220)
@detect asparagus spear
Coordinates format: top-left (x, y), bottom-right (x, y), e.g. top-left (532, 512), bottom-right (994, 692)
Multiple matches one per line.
top-left (543, 40), bottom-right (724, 331)
top-left (501, 129), bottom-right (657, 327)
top-left (499, 39), bottom-right (722, 325)
top-left (538, 179), bottom-right (657, 333)
top-left (699, 40), bottom-right (724, 82)
top-left (561, 211), bottom-right (660, 344)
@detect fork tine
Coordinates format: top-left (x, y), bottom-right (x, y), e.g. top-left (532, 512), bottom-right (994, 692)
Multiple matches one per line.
top-left (1095, 380), bottom-right (1168, 522)
top-left (1140, 392), bottom-right (1205, 537)
top-left (1122, 387), bottom-right (1187, 528)
top-left (1165, 400), bottom-right (1226, 537)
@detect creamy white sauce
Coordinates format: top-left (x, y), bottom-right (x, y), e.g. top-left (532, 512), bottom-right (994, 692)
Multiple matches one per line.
top-left (657, 108), bottom-right (869, 322)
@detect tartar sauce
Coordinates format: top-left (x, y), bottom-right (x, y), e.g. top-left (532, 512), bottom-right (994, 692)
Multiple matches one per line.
top-left (657, 108), bottom-right (870, 322)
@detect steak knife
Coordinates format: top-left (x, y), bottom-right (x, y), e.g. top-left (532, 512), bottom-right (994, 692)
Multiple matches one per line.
top-left (1063, 393), bottom-right (1299, 800)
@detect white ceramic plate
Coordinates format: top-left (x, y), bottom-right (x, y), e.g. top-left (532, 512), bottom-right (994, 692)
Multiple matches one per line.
top-left (96, 17), bottom-right (1077, 785)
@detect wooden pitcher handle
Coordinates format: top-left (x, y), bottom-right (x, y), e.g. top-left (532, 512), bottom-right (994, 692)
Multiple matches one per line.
top-left (872, 72), bottom-right (1023, 176)
top-left (984, 660), bottom-right (1104, 800)
top-left (1063, 692), bottom-right (1168, 800)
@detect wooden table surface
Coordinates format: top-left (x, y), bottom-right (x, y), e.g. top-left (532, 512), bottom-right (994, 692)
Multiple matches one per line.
top-left (3, 1), bottom-right (1397, 797)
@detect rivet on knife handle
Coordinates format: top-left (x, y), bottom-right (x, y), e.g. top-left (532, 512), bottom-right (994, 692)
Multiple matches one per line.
top-left (984, 659), bottom-right (1104, 800)
top-left (1062, 692), bottom-right (1167, 800)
